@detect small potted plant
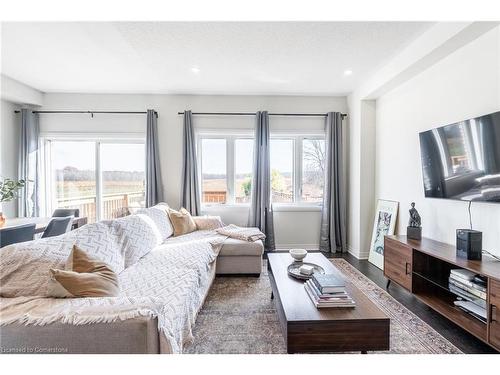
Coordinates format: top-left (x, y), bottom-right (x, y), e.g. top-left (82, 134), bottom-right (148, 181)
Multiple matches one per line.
top-left (0, 178), bottom-right (26, 227)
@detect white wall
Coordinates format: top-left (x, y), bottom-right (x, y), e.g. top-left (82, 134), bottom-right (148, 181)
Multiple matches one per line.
top-left (0, 99), bottom-right (21, 216)
top-left (0, 74), bottom-right (43, 216)
top-left (1, 75), bottom-right (44, 106)
top-left (347, 22), bottom-right (500, 259)
top-left (39, 93), bottom-right (346, 249)
top-left (375, 26), bottom-right (500, 256)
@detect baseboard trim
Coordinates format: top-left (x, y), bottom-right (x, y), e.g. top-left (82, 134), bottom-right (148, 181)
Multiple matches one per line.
top-left (347, 245), bottom-right (369, 260)
top-left (275, 244), bottom-right (319, 251)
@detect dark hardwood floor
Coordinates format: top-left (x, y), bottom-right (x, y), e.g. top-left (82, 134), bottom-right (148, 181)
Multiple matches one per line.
top-left (330, 252), bottom-right (497, 354)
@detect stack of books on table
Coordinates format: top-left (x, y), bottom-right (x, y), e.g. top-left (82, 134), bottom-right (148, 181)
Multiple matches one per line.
top-left (304, 273), bottom-right (355, 309)
top-left (449, 269), bottom-right (487, 323)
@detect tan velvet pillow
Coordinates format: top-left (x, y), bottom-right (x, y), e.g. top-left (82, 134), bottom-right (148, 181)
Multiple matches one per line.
top-left (167, 207), bottom-right (197, 236)
top-left (48, 245), bottom-right (120, 298)
top-left (193, 215), bottom-right (224, 230)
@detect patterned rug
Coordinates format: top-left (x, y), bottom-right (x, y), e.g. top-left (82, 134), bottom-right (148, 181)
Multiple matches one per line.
top-left (185, 259), bottom-right (461, 354)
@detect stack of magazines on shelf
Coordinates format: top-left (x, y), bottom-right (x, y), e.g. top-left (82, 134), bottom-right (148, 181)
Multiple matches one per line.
top-left (304, 273), bottom-right (355, 309)
top-left (449, 269), bottom-right (487, 323)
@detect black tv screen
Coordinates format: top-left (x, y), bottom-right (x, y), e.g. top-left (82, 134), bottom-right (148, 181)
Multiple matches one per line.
top-left (419, 110), bottom-right (500, 202)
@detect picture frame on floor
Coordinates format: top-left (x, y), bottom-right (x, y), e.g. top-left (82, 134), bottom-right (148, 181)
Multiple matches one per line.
top-left (368, 199), bottom-right (399, 270)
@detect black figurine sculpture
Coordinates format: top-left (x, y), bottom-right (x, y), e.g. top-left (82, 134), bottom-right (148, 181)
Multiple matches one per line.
top-left (407, 202), bottom-right (422, 240)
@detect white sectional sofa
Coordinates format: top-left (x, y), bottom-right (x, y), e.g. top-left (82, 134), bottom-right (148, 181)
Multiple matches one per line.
top-left (0, 204), bottom-right (264, 354)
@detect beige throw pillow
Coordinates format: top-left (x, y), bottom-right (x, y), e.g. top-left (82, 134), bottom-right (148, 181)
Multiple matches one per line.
top-left (48, 245), bottom-right (120, 298)
top-left (193, 215), bottom-right (224, 230)
top-left (167, 207), bottom-right (197, 236)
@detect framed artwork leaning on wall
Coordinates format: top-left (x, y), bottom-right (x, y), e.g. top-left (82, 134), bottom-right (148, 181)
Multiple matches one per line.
top-left (368, 199), bottom-right (399, 270)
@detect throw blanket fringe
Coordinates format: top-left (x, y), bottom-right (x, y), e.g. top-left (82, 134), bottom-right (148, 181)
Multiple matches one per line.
top-left (215, 224), bottom-right (265, 242)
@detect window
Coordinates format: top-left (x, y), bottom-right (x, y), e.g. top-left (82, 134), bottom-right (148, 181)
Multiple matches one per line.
top-left (198, 133), bottom-right (325, 206)
top-left (234, 139), bottom-right (254, 203)
top-left (100, 143), bottom-right (146, 220)
top-left (201, 138), bottom-right (227, 204)
top-left (301, 138), bottom-right (326, 203)
top-left (270, 139), bottom-right (294, 203)
top-left (49, 141), bottom-right (97, 222)
top-left (45, 139), bottom-right (145, 222)
top-left (270, 137), bottom-right (325, 204)
top-left (199, 135), bottom-right (254, 205)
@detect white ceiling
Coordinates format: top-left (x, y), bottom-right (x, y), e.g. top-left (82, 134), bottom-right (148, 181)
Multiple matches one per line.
top-left (1, 22), bottom-right (432, 96)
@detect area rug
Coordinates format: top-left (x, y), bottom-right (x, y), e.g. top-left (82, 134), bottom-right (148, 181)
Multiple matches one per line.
top-left (185, 259), bottom-right (462, 354)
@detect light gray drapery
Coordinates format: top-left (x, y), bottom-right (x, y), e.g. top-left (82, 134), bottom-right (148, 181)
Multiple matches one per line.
top-left (18, 109), bottom-right (40, 217)
top-left (145, 109), bottom-right (164, 207)
top-left (248, 111), bottom-right (275, 251)
top-left (319, 112), bottom-right (346, 253)
top-left (181, 110), bottom-right (201, 215)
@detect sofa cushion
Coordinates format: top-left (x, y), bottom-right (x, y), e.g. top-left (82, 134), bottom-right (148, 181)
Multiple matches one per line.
top-left (218, 238), bottom-right (264, 257)
top-left (48, 245), bottom-right (120, 298)
top-left (168, 208), bottom-right (197, 236)
top-left (111, 214), bottom-right (163, 267)
top-left (136, 204), bottom-right (173, 241)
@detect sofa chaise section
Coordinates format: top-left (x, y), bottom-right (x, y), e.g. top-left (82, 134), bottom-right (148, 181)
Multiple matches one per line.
top-left (216, 238), bottom-right (264, 275)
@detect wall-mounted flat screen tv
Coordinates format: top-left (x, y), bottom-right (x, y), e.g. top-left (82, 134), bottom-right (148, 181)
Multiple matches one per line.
top-left (419, 110), bottom-right (500, 202)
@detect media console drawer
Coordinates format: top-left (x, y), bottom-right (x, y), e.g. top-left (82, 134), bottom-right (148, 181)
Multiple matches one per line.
top-left (384, 237), bottom-right (412, 291)
top-left (489, 279), bottom-right (500, 349)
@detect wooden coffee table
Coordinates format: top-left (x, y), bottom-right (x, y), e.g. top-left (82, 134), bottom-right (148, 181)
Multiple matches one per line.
top-left (268, 253), bottom-right (390, 353)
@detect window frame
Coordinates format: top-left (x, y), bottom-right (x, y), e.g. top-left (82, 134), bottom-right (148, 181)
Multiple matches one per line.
top-left (196, 130), bottom-right (325, 209)
top-left (299, 136), bottom-right (327, 205)
top-left (197, 131), bottom-right (254, 207)
top-left (41, 132), bottom-right (146, 220)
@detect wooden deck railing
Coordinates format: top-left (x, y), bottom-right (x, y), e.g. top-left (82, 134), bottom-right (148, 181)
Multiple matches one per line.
top-left (202, 190), bottom-right (293, 204)
top-left (56, 191), bottom-right (144, 222)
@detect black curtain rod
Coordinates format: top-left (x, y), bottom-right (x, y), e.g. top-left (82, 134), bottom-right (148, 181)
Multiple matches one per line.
top-left (177, 111), bottom-right (347, 118)
top-left (14, 110), bottom-right (157, 116)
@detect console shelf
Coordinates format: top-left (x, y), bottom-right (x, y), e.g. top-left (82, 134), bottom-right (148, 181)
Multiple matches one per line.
top-left (384, 235), bottom-right (500, 351)
top-left (415, 290), bottom-right (487, 338)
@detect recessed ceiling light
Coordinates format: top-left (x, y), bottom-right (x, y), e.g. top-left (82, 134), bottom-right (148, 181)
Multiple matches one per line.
top-left (191, 66), bottom-right (201, 74)
top-left (344, 69), bottom-right (353, 76)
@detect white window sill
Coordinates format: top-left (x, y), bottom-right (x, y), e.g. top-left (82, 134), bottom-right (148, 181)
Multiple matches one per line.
top-left (201, 203), bottom-right (322, 212)
top-left (272, 204), bottom-right (322, 212)
top-left (202, 204), bottom-right (250, 211)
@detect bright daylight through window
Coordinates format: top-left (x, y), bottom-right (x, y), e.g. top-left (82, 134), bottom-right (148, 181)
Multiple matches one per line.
top-left (301, 138), bottom-right (326, 203)
top-left (199, 135), bottom-right (325, 206)
top-left (46, 140), bottom-right (146, 222)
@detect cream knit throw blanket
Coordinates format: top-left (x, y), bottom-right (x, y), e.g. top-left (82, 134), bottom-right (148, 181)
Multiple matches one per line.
top-left (215, 224), bottom-right (265, 242)
top-left (0, 230), bottom-right (226, 354)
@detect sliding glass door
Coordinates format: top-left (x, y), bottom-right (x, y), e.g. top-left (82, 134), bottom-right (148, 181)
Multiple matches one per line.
top-left (48, 141), bottom-right (97, 222)
top-left (100, 143), bottom-right (146, 220)
top-left (46, 139), bottom-right (145, 222)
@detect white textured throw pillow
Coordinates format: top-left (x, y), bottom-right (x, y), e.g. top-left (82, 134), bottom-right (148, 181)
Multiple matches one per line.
top-left (137, 204), bottom-right (173, 241)
top-left (111, 214), bottom-right (163, 267)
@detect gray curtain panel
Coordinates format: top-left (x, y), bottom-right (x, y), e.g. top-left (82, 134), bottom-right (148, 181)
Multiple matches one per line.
top-left (319, 112), bottom-right (347, 253)
top-left (18, 109), bottom-right (40, 217)
top-left (248, 111), bottom-right (275, 251)
top-left (181, 110), bottom-right (201, 215)
top-left (145, 109), bottom-right (164, 207)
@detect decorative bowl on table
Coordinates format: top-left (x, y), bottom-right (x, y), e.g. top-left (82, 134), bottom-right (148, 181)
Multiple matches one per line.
top-left (287, 262), bottom-right (325, 281)
top-left (289, 248), bottom-right (307, 262)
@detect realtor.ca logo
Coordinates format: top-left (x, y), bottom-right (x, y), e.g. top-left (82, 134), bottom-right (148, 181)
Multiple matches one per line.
top-left (1, 346), bottom-right (68, 353)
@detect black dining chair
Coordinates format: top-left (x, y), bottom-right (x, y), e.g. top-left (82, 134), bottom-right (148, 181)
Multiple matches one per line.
top-left (52, 208), bottom-right (80, 218)
top-left (0, 223), bottom-right (36, 248)
top-left (41, 217), bottom-right (73, 238)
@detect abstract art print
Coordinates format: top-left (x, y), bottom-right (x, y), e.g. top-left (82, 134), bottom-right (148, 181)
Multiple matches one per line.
top-left (368, 199), bottom-right (399, 270)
